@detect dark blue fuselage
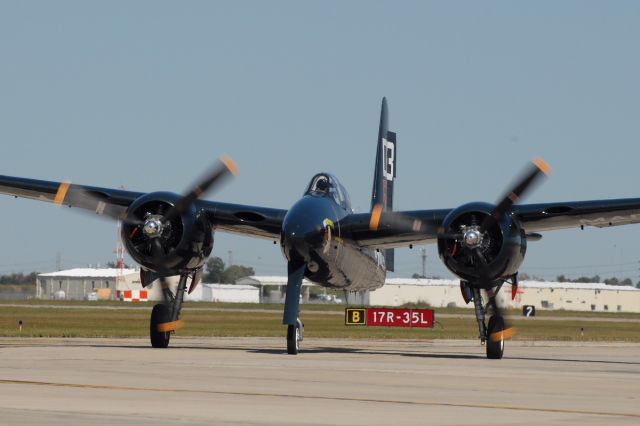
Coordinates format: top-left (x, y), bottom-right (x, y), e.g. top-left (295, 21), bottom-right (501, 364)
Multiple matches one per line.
top-left (280, 174), bottom-right (386, 291)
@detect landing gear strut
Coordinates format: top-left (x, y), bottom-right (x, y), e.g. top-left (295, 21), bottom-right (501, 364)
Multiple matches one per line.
top-left (283, 261), bottom-right (305, 355)
top-left (149, 273), bottom-right (189, 348)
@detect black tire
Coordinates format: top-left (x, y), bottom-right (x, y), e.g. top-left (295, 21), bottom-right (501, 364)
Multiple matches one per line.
top-left (486, 315), bottom-right (505, 359)
top-left (287, 323), bottom-right (300, 355)
top-left (150, 303), bottom-right (171, 348)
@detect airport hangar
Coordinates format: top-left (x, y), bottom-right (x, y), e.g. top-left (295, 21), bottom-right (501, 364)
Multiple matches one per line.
top-left (36, 268), bottom-right (259, 303)
top-left (36, 269), bottom-right (640, 313)
top-left (238, 276), bottom-right (640, 313)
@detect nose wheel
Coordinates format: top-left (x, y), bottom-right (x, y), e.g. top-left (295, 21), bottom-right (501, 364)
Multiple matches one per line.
top-left (286, 318), bottom-right (304, 355)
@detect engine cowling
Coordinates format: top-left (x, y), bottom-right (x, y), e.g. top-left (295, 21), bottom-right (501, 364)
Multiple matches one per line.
top-left (121, 192), bottom-right (214, 274)
top-left (437, 202), bottom-right (526, 284)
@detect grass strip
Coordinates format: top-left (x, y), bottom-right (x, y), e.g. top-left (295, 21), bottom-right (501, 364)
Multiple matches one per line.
top-left (0, 304), bottom-right (638, 341)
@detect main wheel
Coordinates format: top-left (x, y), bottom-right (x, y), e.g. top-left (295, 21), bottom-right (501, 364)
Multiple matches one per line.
top-left (486, 315), bottom-right (505, 359)
top-left (150, 303), bottom-right (171, 348)
top-left (286, 321), bottom-right (301, 355)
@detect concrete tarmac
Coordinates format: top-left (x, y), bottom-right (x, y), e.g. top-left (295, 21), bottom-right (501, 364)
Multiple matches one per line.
top-left (0, 337), bottom-right (638, 425)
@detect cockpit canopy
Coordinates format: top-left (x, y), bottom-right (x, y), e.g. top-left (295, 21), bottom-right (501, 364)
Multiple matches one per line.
top-left (305, 173), bottom-right (352, 211)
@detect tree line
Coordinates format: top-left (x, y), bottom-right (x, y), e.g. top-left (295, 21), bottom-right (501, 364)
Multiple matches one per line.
top-left (0, 272), bottom-right (39, 285)
top-left (413, 272), bottom-right (639, 287)
top-left (518, 273), bottom-right (638, 287)
top-left (203, 257), bottom-right (255, 284)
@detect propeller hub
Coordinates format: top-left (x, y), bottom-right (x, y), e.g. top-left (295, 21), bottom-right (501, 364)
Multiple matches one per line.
top-left (142, 216), bottom-right (164, 238)
top-left (463, 228), bottom-right (483, 248)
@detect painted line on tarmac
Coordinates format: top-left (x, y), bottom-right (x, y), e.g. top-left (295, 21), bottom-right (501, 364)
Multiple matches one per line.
top-left (0, 379), bottom-right (637, 419)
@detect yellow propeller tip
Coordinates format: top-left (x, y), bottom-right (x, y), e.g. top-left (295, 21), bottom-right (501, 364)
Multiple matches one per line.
top-left (157, 319), bottom-right (185, 332)
top-left (369, 204), bottom-right (383, 231)
top-left (220, 155), bottom-right (239, 176)
top-left (54, 181), bottom-right (71, 206)
top-left (490, 327), bottom-right (516, 342)
top-left (532, 157), bottom-right (551, 176)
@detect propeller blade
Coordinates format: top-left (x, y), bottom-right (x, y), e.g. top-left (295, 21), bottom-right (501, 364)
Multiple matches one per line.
top-left (151, 238), bottom-right (165, 259)
top-left (157, 319), bottom-right (185, 332)
top-left (489, 326), bottom-right (516, 342)
top-left (54, 181), bottom-right (142, 225)
top-left (473, 248), bottom-right (488, 266)
top-left (483, 157), bottom-right (551, 229)
top-left (439, 232), bottom-right (464, 240)
top-left (164, 155), bottom-right (238, 222)
top-left (369, 204), bottom-right (441, 235)
top-left (486, 289), bottom-right (517, 342)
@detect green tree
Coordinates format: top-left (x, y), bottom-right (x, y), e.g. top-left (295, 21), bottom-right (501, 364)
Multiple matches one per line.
top-left (204, 257), bottom-right (225, 283)
top-left (411, 273), bottom-right (426, 279)
top-left (221, 265), bottom-right (255, 283)
top-left (619, 278), bottom-right (633, 286)
top-left (0, 272), bottom-right (38, 285)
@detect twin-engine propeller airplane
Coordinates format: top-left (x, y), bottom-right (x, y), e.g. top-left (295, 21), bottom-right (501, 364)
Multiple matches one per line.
top-left (2, 98), bottom-right (640, 358)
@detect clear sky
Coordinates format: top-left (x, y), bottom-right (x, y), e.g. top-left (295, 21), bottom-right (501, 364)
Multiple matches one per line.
top-left (1, 1), bottom-right (639, 281)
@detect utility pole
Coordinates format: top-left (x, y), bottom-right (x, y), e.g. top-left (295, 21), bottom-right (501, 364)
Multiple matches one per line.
top-left (421, 248), bottom-right (427, 278)
top-left (228, 250), bottom-right (234, 267)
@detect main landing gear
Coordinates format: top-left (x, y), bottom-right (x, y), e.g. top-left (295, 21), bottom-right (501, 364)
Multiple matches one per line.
top-left (150, 273), bottom-right (189, 348)
top-left (467, 283), bottom-right (507, 359)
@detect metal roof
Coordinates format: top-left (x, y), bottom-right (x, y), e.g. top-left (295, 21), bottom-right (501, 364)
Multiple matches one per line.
top-left (38, 268), bottom-right (138, 278)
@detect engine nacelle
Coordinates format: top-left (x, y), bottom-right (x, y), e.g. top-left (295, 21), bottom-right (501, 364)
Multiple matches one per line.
top-left (437, 202), bottom-right (526, 285)
top-left (121, 192), bottom-right (214, 274)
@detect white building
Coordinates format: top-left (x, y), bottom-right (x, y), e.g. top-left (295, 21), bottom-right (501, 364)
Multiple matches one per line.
top-left (203, 284), bottom-right (259, 303)
top-left (37, 270), bottom-right (639, 312)
top-left (37, 268), bottom-right (140, 300)
top-left (369, 278), bottom-right (640, 313)
top-left (236, 276), bottom-right (315, 303)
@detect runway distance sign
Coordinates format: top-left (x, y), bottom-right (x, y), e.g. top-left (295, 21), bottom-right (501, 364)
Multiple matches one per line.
top-left (345, 307), bottom-right (434, 328)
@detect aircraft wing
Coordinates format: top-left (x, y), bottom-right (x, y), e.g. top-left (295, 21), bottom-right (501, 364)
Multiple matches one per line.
top-left (340, 209), bottom-right (449, 248)
top-left (512, 198), bottom-right (640, 231)
top-left (0, 175), bottom-right (287, 240)
top-left (0, 175), bottom-right (143, 217)
top-left (344, 197), bottom-right (640, 249)
top-left (197, 199), bottom-right (286, 240)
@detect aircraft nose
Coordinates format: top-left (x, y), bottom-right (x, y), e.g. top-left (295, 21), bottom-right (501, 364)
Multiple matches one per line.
top-left (282, 220), bottom-right (324, 261)
top-left (281, 202), bottom-right (328, 262)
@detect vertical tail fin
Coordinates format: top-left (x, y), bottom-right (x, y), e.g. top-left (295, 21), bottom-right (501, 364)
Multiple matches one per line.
top-left (371, 97), bottom-right (397, 271)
